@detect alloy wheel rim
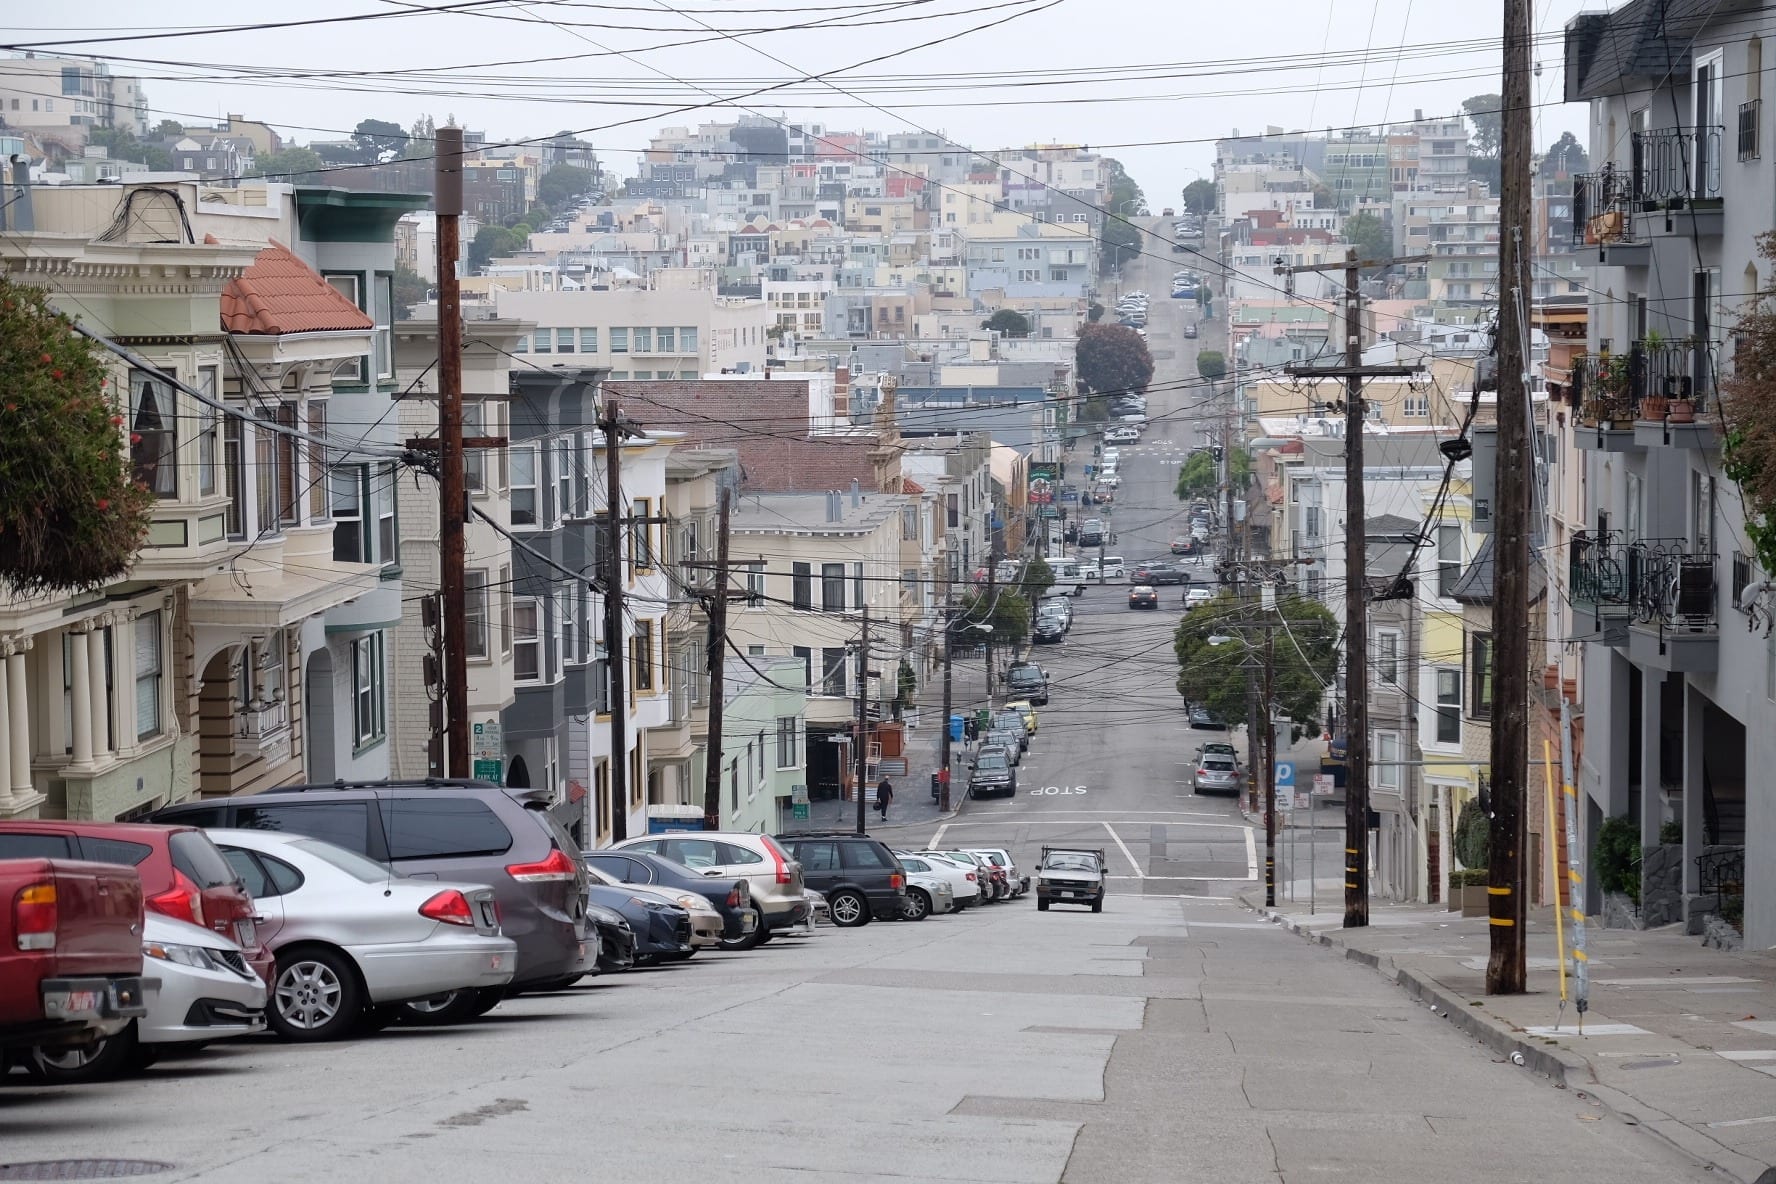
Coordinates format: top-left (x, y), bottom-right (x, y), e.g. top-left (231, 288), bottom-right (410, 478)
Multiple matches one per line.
top-left (276, 960), bottom-right (343, 1029)
top-left (833, 895), bottom-right (863, 923)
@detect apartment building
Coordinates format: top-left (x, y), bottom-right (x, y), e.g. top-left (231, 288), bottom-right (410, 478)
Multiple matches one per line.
top-left (0, 53), bottom-right (149, 140)
top-left (1565, 3), bottom-right (1775, 946)
top-left (493, 287), bottom-right (772, 379)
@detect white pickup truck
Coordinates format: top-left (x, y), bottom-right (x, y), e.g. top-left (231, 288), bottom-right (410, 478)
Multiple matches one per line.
top-left (1035, 846), bottom-right (1107, 913)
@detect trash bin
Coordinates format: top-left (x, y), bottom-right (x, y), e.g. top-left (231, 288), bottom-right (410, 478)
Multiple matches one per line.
top-left (949, 713), bottom-right (965, 743)
top-left (931, 772), bottom-right (942, 802)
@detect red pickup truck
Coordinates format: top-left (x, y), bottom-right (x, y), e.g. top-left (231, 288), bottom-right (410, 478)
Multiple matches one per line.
top-left (0, 858), bottom-right (148, 1054)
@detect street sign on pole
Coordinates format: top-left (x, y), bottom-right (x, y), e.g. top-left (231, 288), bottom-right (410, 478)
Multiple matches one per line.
top-left (1312, 774), bottom-right (1335, 797)
top-left (1274, 759), bottom-right (1296, 795)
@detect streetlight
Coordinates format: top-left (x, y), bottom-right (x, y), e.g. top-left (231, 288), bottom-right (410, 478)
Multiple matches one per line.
top-left (939, 618), bottom-right (992, 812)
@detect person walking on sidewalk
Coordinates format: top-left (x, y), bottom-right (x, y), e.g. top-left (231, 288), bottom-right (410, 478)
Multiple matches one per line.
top-left (876, 777), bottom-right (894, 821)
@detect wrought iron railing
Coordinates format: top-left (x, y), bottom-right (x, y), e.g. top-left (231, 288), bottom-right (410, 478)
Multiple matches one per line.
top-left (1571, 166), bottom-right (1639, 246)
top-left (1571, 341), bottom-right (1715, 421)
top-left (1568, 531), bottom-right (1716, 631)
top-left (1569, 351), bottom-right (1637, 424)
top-left (1631, 126), bottom-right (1725, 202)
top-left (1696, 847), bottom-right (1744, 898)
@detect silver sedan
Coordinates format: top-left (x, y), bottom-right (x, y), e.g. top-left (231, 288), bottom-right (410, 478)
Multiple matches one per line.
top-left (211, 829), bottom-right (517, 1042)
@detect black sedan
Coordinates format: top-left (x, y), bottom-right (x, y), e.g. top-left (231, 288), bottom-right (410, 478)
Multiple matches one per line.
top-left (583, 849), bottom-right (762, 948)
top-left (1129, 585), bottom-right (1160, 609)
top-left (585, 901), bottom-right (637, 973)
top-left (584, 879), bottom-right (691, 963)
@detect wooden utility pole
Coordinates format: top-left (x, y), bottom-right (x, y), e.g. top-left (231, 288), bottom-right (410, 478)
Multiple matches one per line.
top-left (1280, 250), bottom-right (1428, 928)
top-left (434, 126), bottom-right (470, 779)
top-left (855, 604), bottom-right (870, 836)
top-left (601, 395), bottom-right (629, 842)
top-left (1487, 0), bottom-right (1534, 995)
top-left (701, 485), bottom-right (733, 831)
top-left (1263, 608), bottom-right (1277, 908)
top-left (938, 590), bottom-right (954, 814)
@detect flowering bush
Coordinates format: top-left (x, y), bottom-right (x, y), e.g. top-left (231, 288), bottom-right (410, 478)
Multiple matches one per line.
top-left (0, 276), bottom-right (153, 594)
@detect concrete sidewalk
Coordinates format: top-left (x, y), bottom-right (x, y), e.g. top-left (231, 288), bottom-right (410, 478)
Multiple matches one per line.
top-left (1240, 887), bottom-right (1776, 1184)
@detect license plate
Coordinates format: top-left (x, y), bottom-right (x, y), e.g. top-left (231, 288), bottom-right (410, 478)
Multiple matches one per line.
top-left (63, 989), bottom-right (100, 1014)
top-left (235, 919), bottom-right (256, 948)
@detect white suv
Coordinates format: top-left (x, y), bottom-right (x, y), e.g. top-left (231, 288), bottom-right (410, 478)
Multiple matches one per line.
top-left (612, 833), bottom-right (808, 945)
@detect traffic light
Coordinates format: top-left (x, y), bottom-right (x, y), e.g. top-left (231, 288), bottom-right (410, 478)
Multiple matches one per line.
top-left (1212, 446), bottom-right (1224, 462)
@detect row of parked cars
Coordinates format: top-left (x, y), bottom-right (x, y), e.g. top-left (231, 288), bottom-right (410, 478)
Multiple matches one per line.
top-left (1, 779), bottom-right (1041, 1083)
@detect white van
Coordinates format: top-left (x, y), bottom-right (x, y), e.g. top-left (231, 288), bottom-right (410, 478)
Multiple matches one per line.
top-left (1050, 558), bottom-right (1088, 596)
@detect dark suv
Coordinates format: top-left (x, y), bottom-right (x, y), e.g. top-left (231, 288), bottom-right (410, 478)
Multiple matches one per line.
top-left (1006, 662), bottom-right (1049, 706)
top-left (772, 833), bottom-right (905, 927)
top-left (153, 780), bottom-right (588, 992)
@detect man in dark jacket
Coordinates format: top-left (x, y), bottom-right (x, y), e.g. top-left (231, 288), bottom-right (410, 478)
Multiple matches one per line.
top-left (876, 777), bottom-right (894, 821)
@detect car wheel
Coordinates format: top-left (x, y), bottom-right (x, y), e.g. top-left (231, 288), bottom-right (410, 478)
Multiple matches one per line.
top-left (269, 947), bottom-right (363, 1042)
top-left (1091, 899), bottom-right (1104, 913)
top-left (397, 988), bottom-right (488, 1026)
top-left (902, 888), bottom-right (932, 921)
top-left (27, 1021), bottom-right (140, 1083)
top-left (358, 1005), bottom-right (402, 1034)
top-left (1037, 899), bottom-right (1050, 912)
top-left (828, 889), bottom-right (869, 927)
top-left (719, 923), bottom-right (768, 951)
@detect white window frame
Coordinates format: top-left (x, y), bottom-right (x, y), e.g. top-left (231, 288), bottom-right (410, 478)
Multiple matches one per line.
top-left (513, 599), bottom-right (542, 684)
top-left (134, 610), bottom-right (163, 741)
top-left (350, 632), bottom-right (387, 748)
top-left (775, 716), bottom-right (800, 769)
top-left (1376, 629), bottom-right (1401, 686)
top-left (511, 445), bottom-right (539, 527)
top-left (1374, 730), bottom-right (1400, 791)
top-left (465, 569), bottom-right (490, 660)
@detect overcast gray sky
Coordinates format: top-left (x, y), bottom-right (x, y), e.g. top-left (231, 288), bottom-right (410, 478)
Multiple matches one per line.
top-left (6, 0), bottom-right (1596, 201)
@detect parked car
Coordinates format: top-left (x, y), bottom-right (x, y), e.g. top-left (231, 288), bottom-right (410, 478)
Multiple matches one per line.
top-left (1038, 596), bottom-right (1074, 631)
top-left (1129, 585), bottom-right (1160, 609)
top-left (1197, 741), bottom-right (1241, 765)
top-left (1185, 586), bottom-right (1214, 610)
top-left (26, 911), bottom-right (265, 1082)
top-left (772, 834), bottom-right (906, 927)
top-left (805, 890), bottom-right (832, 926)
top-left (582, 876), bottom-right (691, 964)
top-left (0, 820), bottom-right (275, 988)
top-left (900, 871), bottom-right (956, 920)
top-left (1034, 846), bottom-right (1107, 912)
top-left (988, 727), bottom-right (1024, 764)
top-left (893, 852), bottom-right (980, 909)
top-left (155, 779), bottom-right (589, 994)
top-left (1006, 662), bottom-right (1049, 705)
top-left (965, 848), bottom-right (1029, 897)
top-left (967, 745), bottom-right (1018, 799)
top-left (916, 851), bottom-right (991, 905)
top-left (610, 832), bottom-right (804, 944)
top-left (993, 710), bottom-right (1029, 750)
top-left (1189, 705), bottom-right (1228, 730)
top-left (0, 858), bottom-right (146, 1059)
top-left (584, 863), bottom-right (721, 953)
top-left (1192, 752), bottom-right (1243, 795)
top-left (1003, 700), bottom-right (1039, 735)
top-left (1182, 322), bottom-right (1199, 338)
top-left (1033, 615), bottom-right (1066, 644)
top-left (585, 902), bottom-right (637, 974)
top-left (582, 850), bottom-right (759, 948)
top-left (1171, 535), bottom-right (1200, 556)
top-left (209, 829), bottom-right (517, 1040)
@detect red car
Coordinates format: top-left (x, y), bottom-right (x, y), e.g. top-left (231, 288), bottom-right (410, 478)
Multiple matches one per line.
top-left (0, 821), bottom-right (274, 987)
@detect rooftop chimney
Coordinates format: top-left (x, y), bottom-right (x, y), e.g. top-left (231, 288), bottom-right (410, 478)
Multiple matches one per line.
top-left (826, 490), bottom-right (843, 522)
top-left (849, 479), bottom-right (861, 508)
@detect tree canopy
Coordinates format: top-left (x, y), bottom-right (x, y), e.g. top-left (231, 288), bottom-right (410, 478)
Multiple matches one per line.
top-left (1342, 211), bottom-right (1390, 261)
top-left (88, 127), bottom-right (170, 172)
top-left (469, 224), bottom-right (527, 270)
top-left (957, 587), bottom-right (1030, 645)
top-left (1539, 130), bottom-right (1589, 178)
top-left (538, 164), bottom-right (593, 209)
top-left (1100, 218), bottom-right (1143, 273)
top-left (1175, 447), bottom-right (1251, 502)
top-left (1196, 349), bottom-right (1227, 381)
top-left (351, 118), bottom-right (409, 163)
top-left (1076, 323), bottom-right (1154, 394)
top-left (252, 147), bottom-right (323, 180)
top-left (981, 309), bottom-right (1032, 338)
top-left (1173, 592), bottom-right (1337, 731)
top-left (1462, 94), bottom-right (1502, 159)
top-left (1181, 179), bottom-right (1216, 215)
top-left (1721, 232), bottom-right (1776, 575)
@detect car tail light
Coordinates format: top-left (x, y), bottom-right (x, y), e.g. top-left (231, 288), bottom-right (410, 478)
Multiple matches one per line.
top-left (889, 872), bottom-right (904, 890)
top-left (965, 872), bottom-right (976, 881)
top-left (1197, 768), bottom-right (1208, 776)
top-left (506, 848), bottom-right (578, 883)
top-left (726, 885), bottom-right (745, 908)
top-left (14, 881), bottom-right (57, 950)
top-left (148, 870), bottom-right (205, 927)
top-left (764, 840), bottom-right (794, 885)
top-left (419, 890), bottom-right (477, 927)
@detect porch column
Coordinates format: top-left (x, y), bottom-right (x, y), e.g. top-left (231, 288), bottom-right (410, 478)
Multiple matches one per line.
top-left (1681, 683), bottom-right (1706, 908)
top-left (0, 640), bottom-right (12, 807)
top-left (6, 639), bottom-right (30, 796)
top-left (88, 613), bottom-right (113, 762)
top-left (1640, 669), bottom-right (1664, 847)
top-left (68, 626), bottom-right (93, 768)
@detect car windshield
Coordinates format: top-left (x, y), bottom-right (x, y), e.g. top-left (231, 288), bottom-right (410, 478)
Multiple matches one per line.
top-left (977, 750), bottom-right (1009, 771)
top-left (289, 838), bottom-right (395, 884)
top-left (1044, 853), bottom-right (1100, 872)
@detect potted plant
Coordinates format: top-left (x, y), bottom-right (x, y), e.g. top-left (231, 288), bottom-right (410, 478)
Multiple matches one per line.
top-left (1452, 797), bottom-right (1492, 916)
top-left (1639, 332), bottom-right (1669, 420)
top-left (1595, 814), bottom-right (1642, 927)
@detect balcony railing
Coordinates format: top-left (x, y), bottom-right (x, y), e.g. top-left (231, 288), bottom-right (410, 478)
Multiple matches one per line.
top-left (1739, 100), bottom-right (1761, 162)
top-left (1570, 341), bottom-right (1714, 423)
top-left (1569, 531), bottom-right (1716, 632)
top-left (1631, 126), bottom-right (1724, 203)
top-left (1571, 165), bottom-right (1639, 246)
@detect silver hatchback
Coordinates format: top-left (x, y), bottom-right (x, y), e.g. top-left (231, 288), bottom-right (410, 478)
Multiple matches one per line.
top-left (612, 832), bottom-right (808, 945)
top-left (1192, 754), bottom-right (1243, 795)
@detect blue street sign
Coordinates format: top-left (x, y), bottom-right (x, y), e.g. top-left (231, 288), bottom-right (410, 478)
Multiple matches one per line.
top-left (1275, 759), bottom-right (1296, 790)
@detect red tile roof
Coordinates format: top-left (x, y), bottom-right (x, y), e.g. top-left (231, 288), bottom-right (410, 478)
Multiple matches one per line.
top-left (901, 477), bottom-right (924, 494)
top-left (221, 241), bottom-right (374, 335)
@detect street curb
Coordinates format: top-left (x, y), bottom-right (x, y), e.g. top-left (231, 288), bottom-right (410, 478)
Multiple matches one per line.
top-left (1237, 891), bottom-right (1771, 1184)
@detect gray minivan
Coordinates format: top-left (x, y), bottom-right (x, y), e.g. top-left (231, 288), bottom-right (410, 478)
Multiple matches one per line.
top-left (153, 780), bottom-right (589, 993)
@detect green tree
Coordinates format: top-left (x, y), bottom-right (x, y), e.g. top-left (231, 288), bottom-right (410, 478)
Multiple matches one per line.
top-left (538, 164), bottom-right (593, 209)
top-left (981, 309), bottom-right (1031, 337)
top-left (468, 225), bottom-right (521, 270)
top-left (88, 127), bottom-right (170, 171)
top-left (1539, 130), bottom-right (1589, 178)
top-left (1343, 210), bottom-right (1389, 260)
top-left (1720, 233), bottom-right (1776, 575)
top-left (0, 276), bottom-right (154, 595)
top-left (252, 147), bottom-right (323, 180)
top-left (393, 266), bottom-right (430, 319)
top-left (1020, 555), bottom-right (1054, 602)
top-left (153, 119), bottom-right (184, 138)
top-left (1175, 451), bottom-right (1217, 501)
top-left (1087, 302), bottom-right (1105, 323)
top-left (1454, 797), bottom-right (1491, 871)
top-left (1181, 178), bottom-right (1216, 215)
top-left (1462, 93), bottom-right (1503, 160)
top-left (405, 114), bottom-right (437, 159)
top-left (351, 118), bottom-right (409, 163)
top-left (1076, 323), bottom-right (1154, 394)
top-left (957, 587), bottom-right (1030, 645)
top-left (1196, 349), bottom-right (1227, 381)
top-left (1100, 218), bottom-right (1142, 274)
top-left (1173, 593), bottom-right (1336, 730)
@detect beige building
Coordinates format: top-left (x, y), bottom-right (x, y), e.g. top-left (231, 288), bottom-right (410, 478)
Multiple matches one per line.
top-left (492, 287), bottom-right (772, 379)
top-left (0, 54), bottom-right (149, 142)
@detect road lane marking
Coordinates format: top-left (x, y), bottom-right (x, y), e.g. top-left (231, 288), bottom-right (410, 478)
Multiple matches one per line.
top-left (1245, 827), bottom-right (1258, 879)
top-left (929, 823), bottom-right (949, 849)
top-left (1103, 821), bottom-right (1144, 879)
top-left (940, 818), bottom-right (1249, 829)
top-left (1107, 875), bottom-right (1258, 882)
